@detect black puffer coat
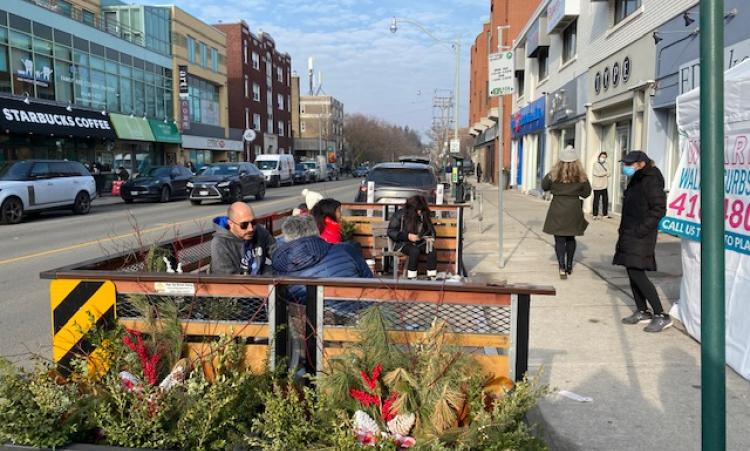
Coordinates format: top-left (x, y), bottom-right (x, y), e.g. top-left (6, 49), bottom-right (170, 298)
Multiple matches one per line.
top-left (613, 165), bottom-right (666, 271)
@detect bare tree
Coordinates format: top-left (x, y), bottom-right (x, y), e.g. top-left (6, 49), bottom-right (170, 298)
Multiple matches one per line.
top-left (344, 113), bottom-right (424, 166)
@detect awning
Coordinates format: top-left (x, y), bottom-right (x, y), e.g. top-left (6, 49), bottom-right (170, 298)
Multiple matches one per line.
top-left (109, 113), bottom-right (156, 142)
top-left (0, 97), bottom-right (116, 139)
top-left (148, 119), bottom-right (181, 143)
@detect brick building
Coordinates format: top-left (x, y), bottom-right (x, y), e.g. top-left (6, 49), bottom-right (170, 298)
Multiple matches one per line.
top-left (469, 0), bottom-right (540, 183)
top-left (214, 21), bottom-right (292, 162)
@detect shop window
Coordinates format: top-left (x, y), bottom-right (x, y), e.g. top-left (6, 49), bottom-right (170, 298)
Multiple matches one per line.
top-left (562, 20), bottom-right (577, 64)
top-left (54, 60), bottom-right (72, 103)
top-left (614, 0), bottom-right (641, 25)
top-left (34, 54), bottom-right (55, 100)
top-left (145, 84), bottom-right (156, 117)
top-left (107, 73), bottom-right (119, 112)
top-left (10, 31), bottom-right (31, 50)
top-left (11, 48), bottom-right (32, 96)
top-left (537, 48), bottom-right (548, 81)
top-left (33, 38), bottom-right (52, 56)
top-left (0, 45), bottom-right (10, 93)
top-left (120, 77), bottom-right (133, 113)
top-left (134, 80), bottom-right (145, 115)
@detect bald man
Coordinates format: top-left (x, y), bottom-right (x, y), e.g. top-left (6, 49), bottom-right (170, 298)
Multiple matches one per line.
top-left (210, 202), bottom-right (276, 275)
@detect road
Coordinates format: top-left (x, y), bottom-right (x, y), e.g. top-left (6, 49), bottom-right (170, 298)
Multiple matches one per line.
top-left (0, 177), bottom-right (360, 363)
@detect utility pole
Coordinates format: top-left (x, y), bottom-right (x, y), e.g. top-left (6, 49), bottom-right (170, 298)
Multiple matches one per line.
top-left (699, 0), bottom-right (725, 448)
top-left (496, 25), bottom-right (510, 268)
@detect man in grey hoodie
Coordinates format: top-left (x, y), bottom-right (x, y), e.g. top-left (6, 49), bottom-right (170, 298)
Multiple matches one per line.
top-left (210, 202), bottom-right (276, 275)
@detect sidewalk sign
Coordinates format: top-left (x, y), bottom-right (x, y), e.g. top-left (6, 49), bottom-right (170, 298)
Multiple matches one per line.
top-left (488, 51), bottom-right (514, 97)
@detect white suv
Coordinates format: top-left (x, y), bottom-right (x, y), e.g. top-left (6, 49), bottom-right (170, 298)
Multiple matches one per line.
top-left (0, 160), bottom-right (96, 224)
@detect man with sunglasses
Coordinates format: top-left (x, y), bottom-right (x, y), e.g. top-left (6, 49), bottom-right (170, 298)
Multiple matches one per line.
top-left (210, 202), bottom-right (276, 275)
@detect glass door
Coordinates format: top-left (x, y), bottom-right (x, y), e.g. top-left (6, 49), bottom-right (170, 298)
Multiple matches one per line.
top-left (612, 123), bottom-right (631, 213)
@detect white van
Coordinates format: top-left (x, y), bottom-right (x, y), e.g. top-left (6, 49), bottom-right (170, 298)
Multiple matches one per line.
top-left (255, 154), bottom-right (295, 187)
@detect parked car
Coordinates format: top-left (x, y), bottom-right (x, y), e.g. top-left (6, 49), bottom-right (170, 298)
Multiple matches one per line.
top-left (326, 163), bottom-right (340, 181)
top-left (187, 162), bottom-right (266, 205)
top-left (0, 160), bottom-right (95, 224)
top-left (120, 165), bottom-right (193, 203)
top-left (255, 154), bottom-right (295, 187)
top-left (354, 162), bottom-right (437, 204)
top-left (293, 163), bottom-right (310, 184)
top-left (352, 165), bottom-right (369, 178)
top-left (300, 160), bottom-right (321, 182)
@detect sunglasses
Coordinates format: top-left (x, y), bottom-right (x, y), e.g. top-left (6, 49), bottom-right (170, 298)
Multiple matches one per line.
top-left (231, 218), bottom-right (257, 229)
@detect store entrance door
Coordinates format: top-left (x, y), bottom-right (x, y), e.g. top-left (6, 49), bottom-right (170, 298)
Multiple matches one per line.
top-left (612, 124), bottom-right (631, 213)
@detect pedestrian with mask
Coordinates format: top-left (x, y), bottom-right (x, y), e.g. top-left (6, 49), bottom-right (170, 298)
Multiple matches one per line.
top-left (542, 145), bottom-right (592, 279)
top-left (614, 151), bottom-right (671, 332)
top-left (592, 152), bottom-right (610, 219)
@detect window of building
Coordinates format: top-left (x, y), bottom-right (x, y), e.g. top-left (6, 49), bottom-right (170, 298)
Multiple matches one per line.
top-left (254, 144), bottom-right (262, 156)
top-left (278, 120), bottom-right (284, 136)
top-left (244, 75), bottom-right (249, 97)
top-left (614, 0), bottom-right (641, 25)
top-left (537, 49), bottom-right (548, 81)
top-left (199, 42), bottom-right (207, 68)
top-left (253, 113), bottom-right (261, 131)
top-left (188, 75), bottom-right (220, 125)
top-left (211, 47), bottom-right (218, 72)
top-left (245, 108), bottom-right (251, 129)
top-left (276, 66), bottom-right (283, 82)
top-left (252, 52), bottom-right (259, 70)
top-left (252, 82), bottom-right (260, 101)
top-left (277, 93), bottom-right (284, 110)
top-left (187, 36), bottom-right (195, 64)
top-left (562, 20), bottom-right (577, 63)
top-left (516, 70), bottom-right (525, 97)
top-left (301, 121), bottom-right (306, 133)
top-left (82, 10), bottom-right (96, 27)
top-left (243, 41), bottom-right (248, 64)
top-left (56, 1), bottom-right (73, 17)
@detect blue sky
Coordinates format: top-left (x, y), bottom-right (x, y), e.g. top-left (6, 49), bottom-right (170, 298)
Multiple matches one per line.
top-left (129, 0), bottom-right (490, 139)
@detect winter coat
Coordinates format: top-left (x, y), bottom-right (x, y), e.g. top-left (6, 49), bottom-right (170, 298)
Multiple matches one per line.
top-left (272, 236), bottom-right (373, 302)
top-left (210, 216), bottom-right (276, 275)
top-left (613, 166), bottom-right (666, 271)
top-left (320, 217), bottom-right (342, 244)
top-left (542, 175), bottom-right (592, 236)
top-left (591, 161), bottom-right (609, 190)
top-left (387, 208), bottom-right (437, 250)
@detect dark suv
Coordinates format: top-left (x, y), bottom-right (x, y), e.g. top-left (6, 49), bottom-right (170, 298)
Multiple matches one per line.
top-left (120, 165), bottom-right (193, 203)
top-left (354, 162), bottom-right (437, 204)
top-left (187, 162), bottom-right (266, 205)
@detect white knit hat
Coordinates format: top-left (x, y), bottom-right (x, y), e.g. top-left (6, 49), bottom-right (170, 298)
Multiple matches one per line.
top-left (559, 145), bottom-right (578, 163)
top-left (301, 189), bottom-right (323, 209)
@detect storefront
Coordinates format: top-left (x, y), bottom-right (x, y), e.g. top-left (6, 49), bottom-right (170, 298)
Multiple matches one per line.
top-left (650, 0), bottom-right (748, 188)
top-left (510, 96), bottom-right (545, 194)
top-left (0, 95), bottom-right (116, 164)
top-left (547, 75), bottom-right (587, 167)
top-left (181, 134), bottom-right (242, 166)
top-left (472, 124), bottom-right (497, 184)
top-left (587, 35), bottom-right (655, 213)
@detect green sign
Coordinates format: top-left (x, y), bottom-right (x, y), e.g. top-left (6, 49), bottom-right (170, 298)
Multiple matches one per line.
top-left (109, 114), bottom-right (156, 142)
top-left (148, 120), bottom-right (181, 143)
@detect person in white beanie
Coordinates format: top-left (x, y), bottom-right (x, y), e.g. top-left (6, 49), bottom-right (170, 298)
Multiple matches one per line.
top-left (301, 188), bottom-right (323, 209)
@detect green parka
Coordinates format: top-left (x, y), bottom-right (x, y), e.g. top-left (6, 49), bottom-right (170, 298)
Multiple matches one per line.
top-left (542, 174), bottom-right (592, 236)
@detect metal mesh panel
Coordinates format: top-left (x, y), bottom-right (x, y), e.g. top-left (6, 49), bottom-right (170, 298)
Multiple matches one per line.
top-left (116, 293), bottom-right (268, 323)
top-left (118, 261), bottom-right (146, 272)
top-left (324, 299), bottom-right (511, 335)
top-left (175, 240), bottom-right (212, 268)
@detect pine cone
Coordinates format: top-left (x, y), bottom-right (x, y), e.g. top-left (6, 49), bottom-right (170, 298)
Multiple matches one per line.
top-left (353, 410), bottom-right (381, 436)
top-left (387, 412), bottom-right (415, 436)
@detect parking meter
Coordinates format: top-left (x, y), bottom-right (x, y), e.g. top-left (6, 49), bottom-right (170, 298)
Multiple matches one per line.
top-left (450, 155), bottom-right (465, 202)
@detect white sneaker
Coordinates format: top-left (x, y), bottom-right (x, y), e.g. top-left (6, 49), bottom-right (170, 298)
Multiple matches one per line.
top-left (427, 269), bottom-right (437, 278)
top-left (407, 270), bottom-right (418, 279)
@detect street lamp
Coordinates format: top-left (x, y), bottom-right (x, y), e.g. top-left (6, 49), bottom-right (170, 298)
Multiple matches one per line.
top-left (389, 16), bottom-right (461, 145)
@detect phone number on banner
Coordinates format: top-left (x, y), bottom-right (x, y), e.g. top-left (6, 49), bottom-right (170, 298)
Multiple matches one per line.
top-left (659, 192), bottom-right (750, 255)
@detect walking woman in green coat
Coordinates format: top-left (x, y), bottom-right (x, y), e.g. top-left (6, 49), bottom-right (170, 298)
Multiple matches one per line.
top-left (542, 145), bottom-right (592, 279)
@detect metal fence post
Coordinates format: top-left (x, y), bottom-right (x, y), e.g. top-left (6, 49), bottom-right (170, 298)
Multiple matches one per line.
top-left (512, 294), bottom-right (530, 382)
top-left (273, 284), bottom-right (288, 371)
top-left (304, 285), bottom-right (318, 376)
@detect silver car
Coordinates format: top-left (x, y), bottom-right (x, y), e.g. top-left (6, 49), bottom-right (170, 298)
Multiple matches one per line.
top-left (354, 162), bottom-right (437, 204)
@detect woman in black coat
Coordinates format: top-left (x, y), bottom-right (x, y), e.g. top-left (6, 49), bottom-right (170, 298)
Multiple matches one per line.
top-left (388, 195), bottom-right (437, 279)
top-left (542, 145), bottom-right (592, 279)
top-left (614, 151), bottom-right (671, 333)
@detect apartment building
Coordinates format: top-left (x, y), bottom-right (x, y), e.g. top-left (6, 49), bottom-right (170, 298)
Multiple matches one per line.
top-left (296, 95), bottom-right (344, 162)
top-left (215, 22), bottom-right (292, 162)
top-left (511, 0), bottom-right (698, 213)
top-left (290, 73), bottom-right (301, 142)
top-left (469, 0), bottom-right (540, 184)
top-left (0, 0), bottom-right (177, 173)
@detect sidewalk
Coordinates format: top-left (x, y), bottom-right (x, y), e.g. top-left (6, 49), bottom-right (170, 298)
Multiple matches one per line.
top-left (462, 184), bottom-right (750, 450)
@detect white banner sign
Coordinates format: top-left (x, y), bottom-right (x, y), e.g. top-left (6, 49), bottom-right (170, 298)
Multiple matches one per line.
top-left (488, 52), bottom-right (514, 97)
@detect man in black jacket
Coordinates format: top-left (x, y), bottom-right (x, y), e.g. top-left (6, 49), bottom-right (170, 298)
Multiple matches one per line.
top-left (210, 202), bottom-right (276, 275)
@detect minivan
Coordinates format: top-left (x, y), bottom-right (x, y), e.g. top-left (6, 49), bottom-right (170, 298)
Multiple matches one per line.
top-left (255, 154), bottom-right (295, 187)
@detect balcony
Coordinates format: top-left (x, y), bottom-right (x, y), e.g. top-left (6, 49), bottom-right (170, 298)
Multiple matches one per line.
top-left (24, 0), bottom-right (171, 56)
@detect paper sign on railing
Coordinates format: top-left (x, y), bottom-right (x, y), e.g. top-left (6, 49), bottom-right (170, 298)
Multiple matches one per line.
top-left (436, 184), bottom-right (444, 205)
top-left (154, 282), bottom-right (195, 296)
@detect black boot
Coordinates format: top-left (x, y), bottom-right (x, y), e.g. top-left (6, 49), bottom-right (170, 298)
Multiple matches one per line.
top-left (565, 256), bottom-right (573, 275)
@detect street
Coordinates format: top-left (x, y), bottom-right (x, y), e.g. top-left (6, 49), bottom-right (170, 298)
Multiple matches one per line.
top-left (0, 178), bottom-right (360, 362)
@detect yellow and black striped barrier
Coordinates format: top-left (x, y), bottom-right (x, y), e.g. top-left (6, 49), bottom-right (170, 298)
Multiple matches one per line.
top-left (50, 279), bottom-right (116, 373)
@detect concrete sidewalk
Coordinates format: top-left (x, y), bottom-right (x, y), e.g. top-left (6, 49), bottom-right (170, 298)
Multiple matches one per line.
top-left (462, 184), bottom-right (750, 450)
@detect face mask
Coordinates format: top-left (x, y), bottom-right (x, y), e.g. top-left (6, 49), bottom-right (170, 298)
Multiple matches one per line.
top-left (599, 157), bottom-right (606, 164)
top-left (623, 166), bottom-right (636, 177)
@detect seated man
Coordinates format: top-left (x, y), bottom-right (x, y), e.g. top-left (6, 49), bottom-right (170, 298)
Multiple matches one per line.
top-left (272, 215), bottom-right (372, 302)
top-left (210, 202), bottom-right (276, 275)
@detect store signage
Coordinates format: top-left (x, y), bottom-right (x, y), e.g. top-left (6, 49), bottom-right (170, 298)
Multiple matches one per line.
top-left (511, 96), bottom-right (545, 137)
top-left (678, 38), bottom-right (750, 95)
top-left (594, 56), bottom-right (631, 95)
top-left (488, 51), bottom-right (514, 96)
top-left (178, 65), bottom-right (190, 131)
top-left (15, 58), bottom-right (53, 87)
top-left (0, 97), bottom-right (116, 139)
top-left (547, 0), bottom-right (578, 34)
top-left (549, 79), bottom-right (577, 124)
top-left (182, 134), bottom-right (243, 151)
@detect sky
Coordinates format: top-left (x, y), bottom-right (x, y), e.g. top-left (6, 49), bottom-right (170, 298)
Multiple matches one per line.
top-left (127, 0), bottom-right (490, 140)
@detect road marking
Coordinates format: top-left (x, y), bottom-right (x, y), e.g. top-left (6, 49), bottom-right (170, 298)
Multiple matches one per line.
top-left (0, 181), bottom-right (356, 266)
